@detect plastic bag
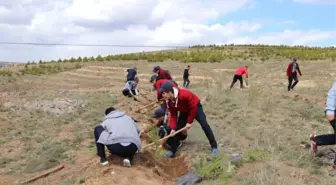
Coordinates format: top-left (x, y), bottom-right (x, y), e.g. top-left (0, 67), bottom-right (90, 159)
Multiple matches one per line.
top-left (176, 172), bottom-right (202, 185)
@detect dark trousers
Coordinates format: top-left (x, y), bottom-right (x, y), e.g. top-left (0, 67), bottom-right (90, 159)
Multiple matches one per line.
top-left (316, 119), bottom-right (336, 146)
top-left (94, 126), bottom-right (138, 161)
top-left (158, 126), bottom-right (186, 150)
top-left (230, 74), bottom-right (243, 89)
top-left (183, 78), bottom-right (190, 88)
top-left (288, 73), bottom-right (299, 91)
top-left (170, 104), bottom-right (218, 153)
top-left (122, 89), bottom-right (136, 97)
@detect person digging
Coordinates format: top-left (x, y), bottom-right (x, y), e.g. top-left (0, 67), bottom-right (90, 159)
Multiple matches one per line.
top-left (126, 67), bottom-right (137, 82)
top-left (230, 66), bottom-right (249, 89)
top-left (94, 107), bottom-right (141, 167)
top-left (153, 66), bottom-right (173, 80)
top-left (122, 76), bottom-right (139, 101)
top-left (150, 75), bottom-right (178, 110)
top-left (140, 108), bottom-right (185, 151)
top-left (159, 82), bottom-right (218, 157)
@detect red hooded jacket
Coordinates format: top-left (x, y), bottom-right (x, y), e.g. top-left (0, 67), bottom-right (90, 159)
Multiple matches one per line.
top-left (158, 69), bottom-right (172, 80)
top-left (286, 62), bottom-right (302, 77)
top-left (155, 79), bottom-right (178, 101)
top-left (165, 87), bottom-right (200, 130)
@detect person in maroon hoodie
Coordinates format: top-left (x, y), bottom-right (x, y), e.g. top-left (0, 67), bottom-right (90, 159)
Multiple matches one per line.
top-left (150, 75), bottom-right (178, 102)
top-left (286, 58), bottom-right (302, 91)
top-left (153, 66), bottom-right (173, 80)
top-left (159, 82), bottom-right (218, 158)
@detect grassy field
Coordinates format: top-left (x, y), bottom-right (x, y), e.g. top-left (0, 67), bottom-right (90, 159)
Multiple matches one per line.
top-left (0, 45), bottom-right (336, 185)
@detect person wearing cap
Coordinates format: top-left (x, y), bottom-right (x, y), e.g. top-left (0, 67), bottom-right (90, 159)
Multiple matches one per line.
top-left (122, 76), bottom-right (139, 101)
top-left (230, 66), bottom-right (249, 89)
top-left (153, 66), bottom-right (172, 80)
top-left (159, 82), bottom-right (218, 157)
top-left (140, 108), bottom-right (185, 150)
top-left (150, 75), bottom-right (178, 102)
top-left (183, 65), bottom-right (191, 88)
top-left (286, 58), bottom-right (302, 91)
top-left (150, 75), bottom-right (158, 91)
top-left (126, 67), bottom-right (137, 82)
top-left (150, 75), bottom-right (178, 110)
top-left (94, 107), bottom-right (141, 167)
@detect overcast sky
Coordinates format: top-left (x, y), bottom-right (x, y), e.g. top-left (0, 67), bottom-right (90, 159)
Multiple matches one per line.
top-left (0, 0), bottom-right (335, 63)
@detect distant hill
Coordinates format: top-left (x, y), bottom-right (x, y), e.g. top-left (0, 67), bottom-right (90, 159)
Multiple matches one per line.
top-left (0, 61), bottom-right (16, 68)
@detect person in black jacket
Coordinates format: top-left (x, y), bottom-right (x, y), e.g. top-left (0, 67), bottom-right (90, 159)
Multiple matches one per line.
top-left (183, 65), bottom-right (190, 88)
top-left (126, 67), bottom-right (137, 82)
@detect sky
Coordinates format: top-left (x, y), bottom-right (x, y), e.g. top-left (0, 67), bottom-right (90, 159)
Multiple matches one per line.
top-left (0, 0), bottom-right (335, 62)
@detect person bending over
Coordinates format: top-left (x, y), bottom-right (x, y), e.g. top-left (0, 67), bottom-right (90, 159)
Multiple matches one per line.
top-left (159, 82), bottom-right (218, 157)
top-left (94, 107), bottom-right (141, 167)
top-left (230, 66), bottom-right (248, 89)
top-left (122, 76), bottom-right (139, 101)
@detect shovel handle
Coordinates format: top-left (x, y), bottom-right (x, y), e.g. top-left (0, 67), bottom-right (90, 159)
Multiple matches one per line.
top-left (142, 127), bottom-right (187, 150)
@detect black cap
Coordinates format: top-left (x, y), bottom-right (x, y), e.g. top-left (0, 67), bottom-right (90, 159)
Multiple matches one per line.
top-left (152, 108), bottom-right (165, 118)
top-left (150, 75), bottom-right (158, 83)
top-left (159, 81), bottom-right (173, 93)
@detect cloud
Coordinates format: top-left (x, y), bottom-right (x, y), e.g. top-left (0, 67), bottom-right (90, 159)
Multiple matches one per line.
top-left (293, 0), bottom-right (336, 3)
top-left (0, 0), bottom-right (335, 62)
top-left (228, 30), bottom-right (336, 45)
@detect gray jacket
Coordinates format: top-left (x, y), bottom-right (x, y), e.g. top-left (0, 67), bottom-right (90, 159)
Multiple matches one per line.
top-left (97, 110), bottom-right (141, 150)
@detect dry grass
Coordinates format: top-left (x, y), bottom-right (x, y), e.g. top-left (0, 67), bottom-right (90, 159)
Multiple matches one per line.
top-left (0, 55), bottom-right (335, 185)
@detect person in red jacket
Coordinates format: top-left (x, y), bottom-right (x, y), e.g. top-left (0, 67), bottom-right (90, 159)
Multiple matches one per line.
top-left (286, 58), bottom-right (302, 91)
top-left (153, 66), bottom-right (172, 80)
top-left (230, 66), bottom-right (248, 89)
top-left (159, 82), bottom-right (218, 158)
top-left (150, 75), bottom-right (178, 102)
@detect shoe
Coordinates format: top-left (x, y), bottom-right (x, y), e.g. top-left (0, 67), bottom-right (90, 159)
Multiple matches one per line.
top-left (164, 151), bottom-right (176, 158)
top-left (123, 159), bottom-right (131, 167)
top-left (100, 158), bottom-right (109, 166)
top-left (211, 148), bottom-right (218, 155)
top-left (310, 134), bottom-right (318, 154)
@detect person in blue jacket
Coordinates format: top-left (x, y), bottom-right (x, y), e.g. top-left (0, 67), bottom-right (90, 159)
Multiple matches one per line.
top-left (310, 80), bottom-right (336, 169)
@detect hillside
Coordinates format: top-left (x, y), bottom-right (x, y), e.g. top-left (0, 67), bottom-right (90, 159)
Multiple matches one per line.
top-left (1, 45), bottom-right (336, 185)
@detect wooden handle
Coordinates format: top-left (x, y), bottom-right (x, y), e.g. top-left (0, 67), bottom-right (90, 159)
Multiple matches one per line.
top-left (21, 163), bottom-right (65, 184)
top-left (142, 127), bottom-right (187, 150)
top-left (135, 102), bottom-right (157, 112)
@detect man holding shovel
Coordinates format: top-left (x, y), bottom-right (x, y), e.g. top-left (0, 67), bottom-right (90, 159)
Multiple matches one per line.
top-left (159, 82), bottom-right (218, 158)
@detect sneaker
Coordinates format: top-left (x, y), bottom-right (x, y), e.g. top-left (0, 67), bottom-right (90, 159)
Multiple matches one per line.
top-left (100, 158), bottom-right (109, 166)
top-left (310, 134), bottom-right (318, 154)
top-left (211, 148), bottom-right (218, 155)
top-left (123, 159), bottom-right (131, 167)
top-left (164, 151), bottom-right (176, 158)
